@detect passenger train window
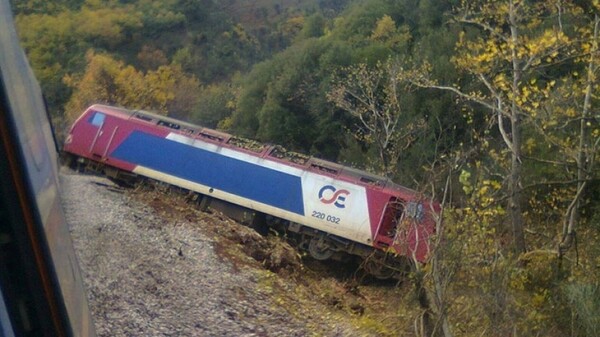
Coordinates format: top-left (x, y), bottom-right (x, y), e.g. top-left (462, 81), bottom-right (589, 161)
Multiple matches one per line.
top-left (89, 112), bottom-right (105, 126)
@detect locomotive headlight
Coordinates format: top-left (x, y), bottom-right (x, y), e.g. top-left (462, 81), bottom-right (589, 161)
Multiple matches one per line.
top-left (406, 201), bottom-right (424, 222)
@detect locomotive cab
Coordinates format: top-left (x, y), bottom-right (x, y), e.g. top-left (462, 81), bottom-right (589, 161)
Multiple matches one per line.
top-left (64, 106), bottom-right (131, 164)
top-left (374, 195), bottom-right (435, 262)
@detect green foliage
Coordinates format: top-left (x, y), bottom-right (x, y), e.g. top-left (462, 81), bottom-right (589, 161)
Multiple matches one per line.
top-left (76, 7), bottom-right (143, 47)
top-left (329, 0), bottom-right (400, 41)
top-left (438, 175), bottom-right (571, 336)
top-left (230, 0), bottom-right (456, 165)
top-left (13, 0), bottom-right (600, 333)
top-left (14, 5), bottom-right (143, 117)
top-left (15, 11), bottom-right (81, 116)
top-left (300, 13), bottom-right (326, 39)
top-left (14, 0), bottom-right (267, 118)
top-left (190, 83), bottom-right (237, 128)
top-left (232, 37), bottom-right (347, 155)
top-left (328, 60), bottom-right (427, 176)
top-left (11, 0), bottom-right (84, 14)
top-left (231, 60), bottom-right (275, 137)
top-left (64, 51), bottom-right (199, 123)
top-left (565, 283), bottom-right (600, 336)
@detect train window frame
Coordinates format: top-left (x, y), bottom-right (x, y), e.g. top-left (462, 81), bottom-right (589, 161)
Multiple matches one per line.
top-left (0, 130), bottom-right (60, 336)
top-left (89, 112), bottom-right (105, 127)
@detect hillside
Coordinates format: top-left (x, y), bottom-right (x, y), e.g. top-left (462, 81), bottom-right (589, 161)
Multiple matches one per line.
top-left (18, 0), bottom-right (600, 335)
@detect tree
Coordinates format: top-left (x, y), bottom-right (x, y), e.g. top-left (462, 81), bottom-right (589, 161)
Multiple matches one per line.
top-left (14, 4), bottom-right (143, 117)
top-left (64, 51), bottom-right (200, 124)
top-left (300, 13), bottom-right (326, 39)
top-left (328, 59), bottom-right (425, 176)
top-left (63, 51), bottom-right (130, 122)
top-left (190, 83), bottom-right (236, 128)
top-left (370, 14), bottom-right (410, 49)
top-left (231, 38), bottom-right (348, 155)
top-left (11, 0), bottom-right (80, 14)
top-left (136, 45), bottom-right (169, 71)
top-left (558, 11), bottom-right (600, 257)
top-left (407, 0), bottom-right (574, 253)
top-left (146, 64), bottom-right (201, 119)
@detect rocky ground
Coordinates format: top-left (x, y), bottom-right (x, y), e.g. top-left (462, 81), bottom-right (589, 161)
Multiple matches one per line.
top-left (59, 169), bottom-right (421, 337)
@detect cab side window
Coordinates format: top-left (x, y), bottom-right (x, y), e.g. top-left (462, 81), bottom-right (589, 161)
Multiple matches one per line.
top-left (89, 112), bottom-right (105, 127)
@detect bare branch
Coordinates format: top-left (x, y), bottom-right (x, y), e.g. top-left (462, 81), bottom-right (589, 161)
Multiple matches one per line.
top-left (457, 17), bottom-right (510, 44)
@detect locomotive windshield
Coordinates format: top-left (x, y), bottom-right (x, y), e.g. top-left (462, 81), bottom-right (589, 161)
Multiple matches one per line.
top-left (89, 112), bottom-right (105, 126)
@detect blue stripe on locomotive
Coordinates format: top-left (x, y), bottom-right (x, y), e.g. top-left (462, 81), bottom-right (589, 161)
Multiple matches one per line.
top-left (111, 131), bottom-right (305, 215)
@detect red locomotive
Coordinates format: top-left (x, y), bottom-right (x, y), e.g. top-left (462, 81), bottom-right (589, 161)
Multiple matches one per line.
top-left (64, 104), bottom-right (438, 278)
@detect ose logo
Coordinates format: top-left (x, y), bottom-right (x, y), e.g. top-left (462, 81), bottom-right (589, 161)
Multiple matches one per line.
top-left (318, 185), bottom-right (350, 209)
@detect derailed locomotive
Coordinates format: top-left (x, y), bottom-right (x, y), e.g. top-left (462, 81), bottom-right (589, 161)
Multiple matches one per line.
top-left (63, 104), bottom-right (438, 278)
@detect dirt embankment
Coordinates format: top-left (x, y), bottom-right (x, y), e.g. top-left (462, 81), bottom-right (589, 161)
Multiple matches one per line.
top-left (60, 170), bottom-right (421, 337)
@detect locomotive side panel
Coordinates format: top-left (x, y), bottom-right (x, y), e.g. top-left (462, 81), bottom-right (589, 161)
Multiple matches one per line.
top-left (106, 130), bottom-right (377, 245)
top-left (300, 174), bottom-right (373, 244)
top-left (112, 131), bottom-right (306, 215)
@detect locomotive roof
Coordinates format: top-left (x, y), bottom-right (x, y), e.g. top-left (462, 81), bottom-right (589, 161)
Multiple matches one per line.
top-left (88, 104), bottom-right (133, 118)
top-left (89, 104), bottom-right (201, 131)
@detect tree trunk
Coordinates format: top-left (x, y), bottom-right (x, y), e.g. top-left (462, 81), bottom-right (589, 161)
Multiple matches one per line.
top-left (509, 117), bottom-right (526, 253)
top-left (560, 14), bottom-right (599, 255)
top-left (414, 270), bottom-right (434, 337)
top-left (509, 0), bottom-right (526, 253)
top-left (431, 173), bottom-right (454, 337)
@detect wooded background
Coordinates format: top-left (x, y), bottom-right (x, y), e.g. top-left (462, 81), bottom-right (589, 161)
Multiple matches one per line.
top-left (13, 0), bottom-right (600, 335)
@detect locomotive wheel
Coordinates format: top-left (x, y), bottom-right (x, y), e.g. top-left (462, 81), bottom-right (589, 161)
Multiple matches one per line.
top-left (363, 259), bottom-right (395, 280)
top-left (308, 236), bottom-right (334, 260)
